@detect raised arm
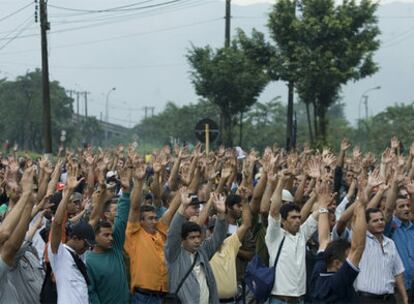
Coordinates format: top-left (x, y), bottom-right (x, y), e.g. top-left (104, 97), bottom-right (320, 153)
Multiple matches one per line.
top-left (1, 167), bottom-right (34, 266)
top-left (201, 193), bottom-right (228, 259)
top-left (236, 186), bottom-right (252, 241)
top-left (88, 166), bottom-right (108, 229)
top-left (50, 163), bottom-right (83, 254)
top-left (128, 160), bottom-right (146, 222)
top-left (347, 184), bottom-right (368, 267)
top-left (161, 191), bottom-right (182, 226)
top-left (269, 170), bottom-right (290, 219)
top-left (317, 183), bottom-right (333, 251)
top-left (384, 172), bottom-right (399, 223)
top-left (259, 172), bottom-right (277, 215)
top-left (300, 191), bottom-right (317, 224)
top-left (165, 188), bottom-right (190, 263)
top-left (0, 170), bottom-right (33, 246)
top-left (250, 168), bottom-right (267, 216)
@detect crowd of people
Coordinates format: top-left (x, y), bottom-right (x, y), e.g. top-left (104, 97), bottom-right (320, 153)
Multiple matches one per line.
top-left (0, 138), bottom-right (413, 304)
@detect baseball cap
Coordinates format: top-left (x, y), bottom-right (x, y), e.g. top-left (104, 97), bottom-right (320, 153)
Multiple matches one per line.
top-left (70, 192), bottom-right (83, 203)
top-left (69, 220), bottom-right (96, 247)
top-left (188, 193), bottom-right (200, 206)
top-left (282, 189), bottom-right (294, 203)
top-left (56, 182), bottom-right (65, 191)
top-left (106, 171), bottom-right (116, 179)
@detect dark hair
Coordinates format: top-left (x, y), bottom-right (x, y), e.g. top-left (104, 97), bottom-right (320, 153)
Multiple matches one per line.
top-left (225, 194), bottom-right (241, 209)
top-left (280, 203), bottom-right (301, 220)
top-left (365, 207), bottom-right (383, 222)
top-left (94, 220), bottom-right (112, 234)
top-left (181, 221), bottom-right (202, 240)
top-left (103, 200), bottom-right (116, 213)
top-left (324, 239), bottom-right (351, 266)
top-left (140, 205), bottom-right (156, 220)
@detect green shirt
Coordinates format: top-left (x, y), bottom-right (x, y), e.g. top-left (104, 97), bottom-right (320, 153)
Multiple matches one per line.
top-left (86, 193), bottom-right (130, 304)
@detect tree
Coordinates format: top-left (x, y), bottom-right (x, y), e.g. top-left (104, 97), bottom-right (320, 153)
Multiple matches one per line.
top-left (187, 40), bottom-right (269, 147)
top-left (239, 0), bottom-right (380, 145)
top-left (0, 70), bottom-right (75, 151)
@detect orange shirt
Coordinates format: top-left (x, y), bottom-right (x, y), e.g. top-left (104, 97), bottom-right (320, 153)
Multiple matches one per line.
top-left (124, 220), bottom-right (168, 293)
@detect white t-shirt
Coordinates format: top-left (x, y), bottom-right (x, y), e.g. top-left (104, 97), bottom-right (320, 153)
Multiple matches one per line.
top-left (48, 243), bottom-right (88, 304)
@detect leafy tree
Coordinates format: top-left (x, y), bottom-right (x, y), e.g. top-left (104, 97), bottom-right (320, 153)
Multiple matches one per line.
top-left (0, 70), bottom-right (75, 152)
top-left (238, 0), bottom-right (380, 145)
top-left (187, 40), bottom-right (269, 147)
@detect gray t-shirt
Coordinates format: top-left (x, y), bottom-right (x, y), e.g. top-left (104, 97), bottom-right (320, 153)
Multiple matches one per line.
top-left (0, 257), bottom-right (19, 304)
top-left (8, 242), bottom-right (44, 304)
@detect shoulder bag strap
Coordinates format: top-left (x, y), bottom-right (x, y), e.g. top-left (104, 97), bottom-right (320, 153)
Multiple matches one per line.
top-left (272, 236), bottom-right (285, 268)
top-left (175, 251), bottom-right (199, 294)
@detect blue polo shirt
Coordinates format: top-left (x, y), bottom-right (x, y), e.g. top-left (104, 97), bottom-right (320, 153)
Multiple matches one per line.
top-left (385, 217), bottom-right (414, 290)
top-left (310, 252), bottom-right (359, 303)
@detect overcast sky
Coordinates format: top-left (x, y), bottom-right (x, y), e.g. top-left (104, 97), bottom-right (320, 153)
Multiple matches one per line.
top-left (1, 0), bottom-right (414, 130)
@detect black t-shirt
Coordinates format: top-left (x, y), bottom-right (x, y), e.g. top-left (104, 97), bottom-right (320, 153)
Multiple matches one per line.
top-left (310, 251), bottom-right (359, 303)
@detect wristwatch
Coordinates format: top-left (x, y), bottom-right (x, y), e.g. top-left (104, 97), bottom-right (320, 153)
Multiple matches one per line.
top-left (319, 208), bottom-right (329, 214)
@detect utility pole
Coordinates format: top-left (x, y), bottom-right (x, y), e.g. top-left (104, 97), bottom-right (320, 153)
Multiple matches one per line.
top-left (76, 92), bottom-right (80, 118)
top-left (363, 95), bottom-right (369, 121)
top-left (83, 91), bottom-right (90, 118)
top-left (143, 106), bottom-right (155, 119)
top-left (39, 0), bottom-right (52, 153)
top-left (225, 0), bottom-right (231, 47)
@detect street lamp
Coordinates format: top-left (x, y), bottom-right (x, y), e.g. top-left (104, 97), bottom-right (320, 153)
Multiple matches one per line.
top-left (358, 86), bottom-right (381, 122)
top-left (105, 87), bottom-right (116, 123)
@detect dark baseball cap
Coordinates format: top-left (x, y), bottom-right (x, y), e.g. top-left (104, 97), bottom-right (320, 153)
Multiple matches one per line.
top-left (70, 220), bottom-right (96, 247)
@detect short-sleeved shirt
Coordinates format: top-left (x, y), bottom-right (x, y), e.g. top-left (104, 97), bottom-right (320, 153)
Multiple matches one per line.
top-left (385, 217), bottom-right (414, 290)
top-left (48, 243), bottom-right (89, 304)
top-left (310, 251), bottom-right (359, 303)
top-left (210, 233), bottom-right (242, 298)
top-left (355, 232), bottom-right (405, 294)
top-left (0, 257), bottom-right (19, 303)
top-left (125, 220), bottom-right (168, 292)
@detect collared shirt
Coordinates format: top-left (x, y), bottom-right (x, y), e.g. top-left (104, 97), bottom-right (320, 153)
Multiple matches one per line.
top-left (48, 243), bottom-right (89, 304)
top-left (124, 220), bottom-right (168, 293)
top-left (265, 214), bottom-right (318, 297)
top-left (385, 217), bottom-right (414, 290)
top-left (355, 232), bottom-right (405, 295)
top-left (210, 233), bottom-right (241, 299)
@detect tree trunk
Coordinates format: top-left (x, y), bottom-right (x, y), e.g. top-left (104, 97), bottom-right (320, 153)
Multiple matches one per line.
top-left (318, 105), bottom-right (327, 144)
top-left (305, 102), bottom-right (314, 145)
top-left (222, 110), bottom-right (233, 147)
top-left (239, 111), bottom-right (243, 147)
top-left (286, 81), bottom-right (294, 151)
top-left (313, 101), bottom-right (319, 140)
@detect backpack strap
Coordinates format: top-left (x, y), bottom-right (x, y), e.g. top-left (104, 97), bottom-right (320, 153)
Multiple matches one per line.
top-left (272, 236), bottom-right (285, 268)
top-left (175, 251), bottom-right (199, 294)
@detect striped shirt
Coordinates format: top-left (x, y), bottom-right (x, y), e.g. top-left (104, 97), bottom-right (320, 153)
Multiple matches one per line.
top-left (354, 232), bottom-right (405, 295)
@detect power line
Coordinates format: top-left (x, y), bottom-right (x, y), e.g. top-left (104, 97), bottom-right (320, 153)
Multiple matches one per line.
top-left (50, 0), bottom-right (205, 25)
top-left (0, 2), bottom-right (33, 23)
top-left (0, 15), bottom-right (33, 51)
top-left (48, 0), bottom-right (185, 14)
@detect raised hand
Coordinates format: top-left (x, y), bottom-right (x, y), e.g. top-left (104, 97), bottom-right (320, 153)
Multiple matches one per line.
top-left (340, 138), bottom-right (351, 151)
top-left (21, 166), bottom-right (35, 194)
top-left (211, 192), bottom-right (226, 215)
top-left (316, 181), bottom-right (333, 209)
top-left (180, 187), bottom-right (192, 209)
top-left (367, 168), bottom-right (384, 188)
top-left (118, 167), bottom-right (132, 191)
top-left (66, 163), bottom-right (83, 191)
top-left (133, 160), bottom-right (147, 181)
top-left (308, 158), bottom-right (322, 179)
top-left (391, 136), bottom-right (400, 150)
top-left (237, 186), bottom-right (252, 200)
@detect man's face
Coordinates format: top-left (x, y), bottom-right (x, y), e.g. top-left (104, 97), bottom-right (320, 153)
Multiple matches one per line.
top-left (67, 200), bottom-right (80, 216)
top-left (182, 231), bottom-right (202, 253)
top-left (140, 211), bottom-right (158, 234)
top-left (395, 199), bottom-right (411, 222)
top-left (72, 237), bottom-right (90, 255)
top-left (228, 203), bottom-right (242, 220)
top-left (104, 203), bottom-right (117, 223)
top-left (345, 172), bottom-right (354, 187)
top-left (95, 227), bottom-right (113, 250)
top-left (282, 210), bottom-right (301, 235)
top-left (185, 204), bottom-right (200, 219)
top-left (367, 211), bottom-right (385, 234)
